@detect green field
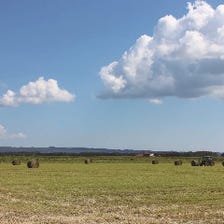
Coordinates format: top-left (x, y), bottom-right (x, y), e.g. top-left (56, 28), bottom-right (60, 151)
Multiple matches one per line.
top-left (1, 156), bottom-right (224, 223)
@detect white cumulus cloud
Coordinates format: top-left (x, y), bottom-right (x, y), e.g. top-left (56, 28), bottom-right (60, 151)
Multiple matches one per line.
top-left (0, 124), bottom-right (26, 139)
top-left (99, 0), bottom-right (224, 102)
top-left (0, 77), bottom-right (75, 107)
top-left (148, 98), bottom-right (163, 104)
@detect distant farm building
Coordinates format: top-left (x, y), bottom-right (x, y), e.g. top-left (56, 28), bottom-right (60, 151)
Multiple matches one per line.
top-left (136, 153), bottom-right (154, 157)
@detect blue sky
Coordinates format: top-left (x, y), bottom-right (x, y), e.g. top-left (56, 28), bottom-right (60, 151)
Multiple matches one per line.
top-left (0, 0), bottom-right (224, 151)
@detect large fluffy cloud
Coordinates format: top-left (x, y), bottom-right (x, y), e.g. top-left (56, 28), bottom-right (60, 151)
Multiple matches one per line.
top-left (0, 77), bottom-right (75, 107)
top-left (99, 0), bottom-right (224, 102)
top-left (0, 124), bottom-right (26, 139)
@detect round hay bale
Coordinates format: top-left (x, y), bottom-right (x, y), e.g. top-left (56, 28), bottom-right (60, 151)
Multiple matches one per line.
top-left (191, 160), bottom-right (199, 166)
top-left (174, 160), bottom-right (182, 166)
top-left (12, 160), bottom-right (21, 165)
top-left (152, 160), bottom-right (159, 164)
top-left (222, 161), bottom-right (224, 166)
top-left (27, 159), bottom-right (39, 168)
top-left (84, 159), bottom-right (91, 164)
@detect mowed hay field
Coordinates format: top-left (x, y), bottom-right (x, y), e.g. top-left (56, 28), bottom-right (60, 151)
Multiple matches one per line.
top-left (0, 157), bottom-right (224, 224)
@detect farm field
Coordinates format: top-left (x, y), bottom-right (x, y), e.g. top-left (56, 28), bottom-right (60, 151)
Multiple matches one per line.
top-left (0, 156), bottom-right (224, 224)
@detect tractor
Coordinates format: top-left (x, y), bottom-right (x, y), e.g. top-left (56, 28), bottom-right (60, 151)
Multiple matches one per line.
top-left (200, 156), bottom-right (215, 166)
top-left (191, 156), bottom-right (215, 166)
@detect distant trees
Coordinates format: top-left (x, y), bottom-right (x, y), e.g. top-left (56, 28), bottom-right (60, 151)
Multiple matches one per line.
top-left (157, 151), bottom-right (219, 157)
top-left (0, 149), bottom-right (220, 158)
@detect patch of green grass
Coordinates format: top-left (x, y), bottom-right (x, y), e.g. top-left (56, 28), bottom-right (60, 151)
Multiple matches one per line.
top-left (1, 158), bottom-right (224, 223)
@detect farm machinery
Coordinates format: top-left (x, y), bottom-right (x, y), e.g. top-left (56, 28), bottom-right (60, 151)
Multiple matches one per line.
top-left (191, 156), bottom-right (215, 166)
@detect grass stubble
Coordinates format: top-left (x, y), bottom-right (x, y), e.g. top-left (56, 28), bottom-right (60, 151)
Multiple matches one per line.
top-left (0, 159), bottom-right (224, 223)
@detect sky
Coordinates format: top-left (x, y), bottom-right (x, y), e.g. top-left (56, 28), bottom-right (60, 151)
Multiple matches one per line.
top-left (1, 0), bottom-right (224, 151)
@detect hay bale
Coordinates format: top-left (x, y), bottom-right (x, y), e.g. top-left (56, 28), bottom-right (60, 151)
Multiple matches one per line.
top-left (84, 159), bottom-right (91, 164)
top-left (222, 161), bottom-right (224, 166)
top-left (152, 160), bottom-right (159, 164)
top-left (191, 160), bottom-right (199, 166)
top-left (27, 159), bottom-right (39, 168)
top-left (174, 160), bottom-right (182, 166)
top-left (12, 160), bottom-right (21, 165)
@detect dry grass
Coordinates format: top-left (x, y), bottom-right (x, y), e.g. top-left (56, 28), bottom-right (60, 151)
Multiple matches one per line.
top-left (1, 161), bottom-right (224, 223)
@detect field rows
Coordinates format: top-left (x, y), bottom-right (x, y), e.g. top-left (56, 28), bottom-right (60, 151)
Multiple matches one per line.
top-left (1, 160), bottom-right (224, 223)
